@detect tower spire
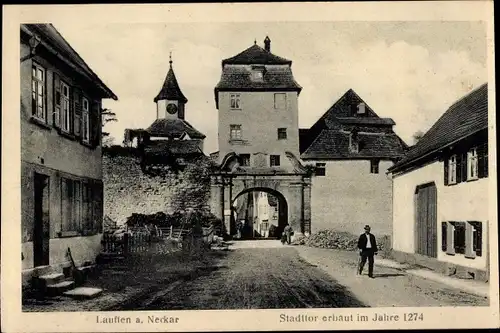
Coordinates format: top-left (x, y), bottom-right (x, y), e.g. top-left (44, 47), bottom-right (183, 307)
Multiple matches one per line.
top-left (169, 51), bottom-right (173, 67)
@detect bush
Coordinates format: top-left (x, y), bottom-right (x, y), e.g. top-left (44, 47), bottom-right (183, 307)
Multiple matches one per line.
top-left (292, 229), bottom-right (390, 252)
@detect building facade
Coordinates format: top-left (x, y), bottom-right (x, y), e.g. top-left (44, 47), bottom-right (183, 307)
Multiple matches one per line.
top-left (21, 24), bottom-right (117, 284)
top-left (300, 89), bottom-right (407, 236)
top-left (210, 37), bottom-right (312, 238)
top-left (388, 83), bottom-right (489, 281)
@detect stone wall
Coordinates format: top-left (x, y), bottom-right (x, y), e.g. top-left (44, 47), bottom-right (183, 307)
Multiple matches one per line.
top-left (103, 148), bottom-right (211, 225)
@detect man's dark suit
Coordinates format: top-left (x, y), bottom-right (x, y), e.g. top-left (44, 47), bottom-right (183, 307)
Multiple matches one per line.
top-left (357, 233), bottom-right (378, 277)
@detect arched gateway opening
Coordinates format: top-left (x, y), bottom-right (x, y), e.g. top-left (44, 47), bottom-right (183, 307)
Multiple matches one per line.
top-left (209, 152), bottom-right (312, 240)
top-left (231, 187), bottom-right (288, 240)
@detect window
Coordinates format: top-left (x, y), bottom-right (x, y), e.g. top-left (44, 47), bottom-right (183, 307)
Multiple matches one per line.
top-left (274, 93), bottom-right (286, 109)
top-left (445, 221), bottom-right (483, 258)
top-left (61, 178), bottom-right (81, 234)
top-left (441, 222), bottom-right (448, 252)
top-left (60, 81), bottom-right (71, 133)
top-left (270, 155), bottom-right (280, 167)
top-left (357, 102), bottom-right (366, 115)
top-left (467, 148), bottom-right (478, 180)
top-left (448, 155), bottom-right (457, 184)
top-left (370, 159), bottom-right (380, 174)
top-left (251, 70), bottom-right (264, 81)
top-left (230, 124), bottom-right (242, 140)
top-left (82, 97), bottom-right (90, 143)
top-left (230, 94), bottom-right (241, 109)
top-left (349, 130), bottom-right (359, 153)
top-left (277, 128), bottom-right (287, 140)
top-left (315, 163), bottom-right (326, 176)
top-left (240, 154), bottom-right (250, 166)
top-left (31, 63), bottom-right (46, 121)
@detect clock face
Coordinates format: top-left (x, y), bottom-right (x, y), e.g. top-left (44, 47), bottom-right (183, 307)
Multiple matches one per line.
top-left (167, 103), bottom-right (178, 115)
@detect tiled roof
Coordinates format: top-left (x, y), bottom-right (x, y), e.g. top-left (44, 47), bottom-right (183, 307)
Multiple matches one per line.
top-left (221, 44), bottom-right (292, 66)
top-left (154, 64), bottom-right (188, 103)
top-left (301, 130), bottom-right (406, 160)
top-left (389, 83), bottom-right (488, 172)
top-left (214, 66), bottom-right (302, 107)
top-left (146, 118), bottom-right (206, 139)
top-left (22, 24), bottom-right (117, 100)
top-left (144, 140), bottom-right (203, 156)
top-left (215, 66), bottom-right (302, 91)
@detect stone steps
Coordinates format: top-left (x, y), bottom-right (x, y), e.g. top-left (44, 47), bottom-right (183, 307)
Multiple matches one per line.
top-left (46, 280), bottom-right (75, 296)
top-left (63, 287), bottom-right (103, 300)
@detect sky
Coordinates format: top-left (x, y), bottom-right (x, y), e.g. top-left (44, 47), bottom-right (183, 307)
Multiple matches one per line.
top-left (52, 21), bottom-right (487, 154)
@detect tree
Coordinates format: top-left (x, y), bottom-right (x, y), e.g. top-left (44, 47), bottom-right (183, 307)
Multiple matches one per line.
top-left (101, 108), bottom-right (117, 138)
top-left (412, 130), bottom-right (425, 144)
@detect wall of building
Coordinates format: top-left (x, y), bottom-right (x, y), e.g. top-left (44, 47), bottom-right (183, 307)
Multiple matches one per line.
top-left (217, 91), bottom-right (300, 164)
top-left (310, 160), bottom-right (394, 237)
top-left (21, 41), bottom-right (104, 274)
top-left (392, 160), bottom-right (489, 270)
top-left (21, 43), bottom-right (103, 180)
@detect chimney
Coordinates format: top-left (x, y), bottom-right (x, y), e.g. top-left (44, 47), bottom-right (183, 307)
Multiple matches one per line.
top-left (264, 36), bottom-right (271, 52)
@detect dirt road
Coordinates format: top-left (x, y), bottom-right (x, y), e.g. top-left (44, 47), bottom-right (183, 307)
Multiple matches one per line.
top-left (126, 242), bottom-right (487, 310)
top-left (130, 247), bottom-right (366, 310)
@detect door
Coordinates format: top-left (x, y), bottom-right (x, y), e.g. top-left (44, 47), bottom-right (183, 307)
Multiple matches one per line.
top-left (34, 173), bottom-right (50, 267)
top-left (415, 183), bottom-right (437, 258)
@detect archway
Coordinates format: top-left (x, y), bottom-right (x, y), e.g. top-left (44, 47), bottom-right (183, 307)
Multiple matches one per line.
top-left (231, 187), bottom-right (288, 240)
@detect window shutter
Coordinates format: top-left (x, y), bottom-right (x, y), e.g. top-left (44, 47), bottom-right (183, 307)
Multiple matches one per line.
top-left (441, 222), bottom-right (447, 252)
top-left (446, 222), bottom-right (455, 255)
top-left (472, 222), bottom-right (483, 257)
top-left (73, 88), bottom-right (82, 138)
top-left (53, 73), bottom-right (61, 128)
top-left (456, 154), bottom-right (462, 183)
top-left (90, 101), bottom-right (101, 148)
top-left (461, 152), bottom-right (468, 182)
top-left (93, 180), bottom-right (104, 234)
top-left (478, 142), bottom-right (488, 178)
top-left (464, 222), bottom-right (476, 258)
top-left (443, 156), bottom-right (449, 185)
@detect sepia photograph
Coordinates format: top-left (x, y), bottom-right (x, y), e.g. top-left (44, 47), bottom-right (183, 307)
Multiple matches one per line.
top-left (2, 2), bottom-right (498, 332)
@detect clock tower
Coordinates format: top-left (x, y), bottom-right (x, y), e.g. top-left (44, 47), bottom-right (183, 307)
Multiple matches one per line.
top-left (154, 53), bottom-right (188, 120)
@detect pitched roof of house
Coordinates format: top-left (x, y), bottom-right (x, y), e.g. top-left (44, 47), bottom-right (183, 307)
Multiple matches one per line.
top-left (389, 83), bottom-right (488, 173)
top-left (301, 131), bottom-right (406, 160)
top-left (146, 118), bottom-right (206, 139)
top-left (154, 62), bottom-right (188, 103)
top-left (214, 65), bottom-right (302, 108)
top-left (300, 89), bottom-right (407, 160)
top-left (144, 140), bottom-right (203, 156)
top-left (221, 44), bottom-right (292, 66)
top-left (21, 24), bottom-right (117, 100)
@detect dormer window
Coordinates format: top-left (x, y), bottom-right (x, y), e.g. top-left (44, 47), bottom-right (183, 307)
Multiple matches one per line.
top-left (357, 103), bottom-right (366, 115)
top-left (252, 70), bottom-right (264, 81)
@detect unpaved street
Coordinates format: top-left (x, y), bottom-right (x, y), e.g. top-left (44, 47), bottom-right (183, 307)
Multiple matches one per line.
top-left (119, 241), bottom-right (487, 310)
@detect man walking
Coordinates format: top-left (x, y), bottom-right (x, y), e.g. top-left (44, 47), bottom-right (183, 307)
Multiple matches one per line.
top-left (357, 225), bottom-right (378, 278)
top-left (283, 223), bottom-right (293, 245)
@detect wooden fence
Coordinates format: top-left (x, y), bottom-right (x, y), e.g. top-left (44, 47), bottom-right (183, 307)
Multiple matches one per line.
top-left (101, 225), bottom-right (215, 256)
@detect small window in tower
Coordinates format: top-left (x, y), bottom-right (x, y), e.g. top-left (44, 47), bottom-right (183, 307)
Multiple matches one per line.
top-left (274, 93), bottom-right (286, 109)
top-left (230, 124), bottom-right (242, 140)
top-left (357, 103), bottom-right (366, 115)
top-left (270, 155), bottom-right (280, 167)
top-left (370, 159), bottom-right (380, 174)
top-left (230, 94), bottom-right (241, 109)
top-left (240, 154), bottom-right (250, 166)
top-left (277, 128), bottom-right (287, 140)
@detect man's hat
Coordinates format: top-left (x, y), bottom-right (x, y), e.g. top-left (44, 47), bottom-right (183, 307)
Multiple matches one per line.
top-left (364, 225), bottom-right (371, 230)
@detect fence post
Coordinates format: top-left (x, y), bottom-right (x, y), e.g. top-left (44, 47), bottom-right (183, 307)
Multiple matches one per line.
top-left (123, 233), bottom-right (129, 256)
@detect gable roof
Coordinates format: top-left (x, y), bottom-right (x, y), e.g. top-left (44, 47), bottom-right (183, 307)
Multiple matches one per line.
top-left (146, 118), bottom-right (206, 139)
top-left (154, 63), bottom-right (188, 103)
top-left (221, 44), bottom-right (292, 66)
top-left (389, 83), bottom-right (488, 173)
top-left (300, 89), bottom-right (407, 160)
top-left (301, 131), bottom-right (406, 160)
top-left (21, 24), bottom-right (117, 100)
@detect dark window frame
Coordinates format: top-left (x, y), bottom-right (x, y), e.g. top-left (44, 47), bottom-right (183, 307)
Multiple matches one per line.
top-left (270, 155), bottom-right (280, 167)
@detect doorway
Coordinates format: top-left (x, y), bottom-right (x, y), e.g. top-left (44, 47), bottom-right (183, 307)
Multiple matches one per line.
top-left (415, 182), bottom-right (437, 258)
top-left (33, 173), bottom-right (50, 267)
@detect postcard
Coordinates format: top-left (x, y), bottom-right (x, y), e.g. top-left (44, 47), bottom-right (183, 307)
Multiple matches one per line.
top-left (1, 1), bottom-right (498, 332)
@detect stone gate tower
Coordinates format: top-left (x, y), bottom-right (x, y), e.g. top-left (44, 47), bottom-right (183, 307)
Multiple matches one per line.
top-left (210, 37), bottom-right (312, 238)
